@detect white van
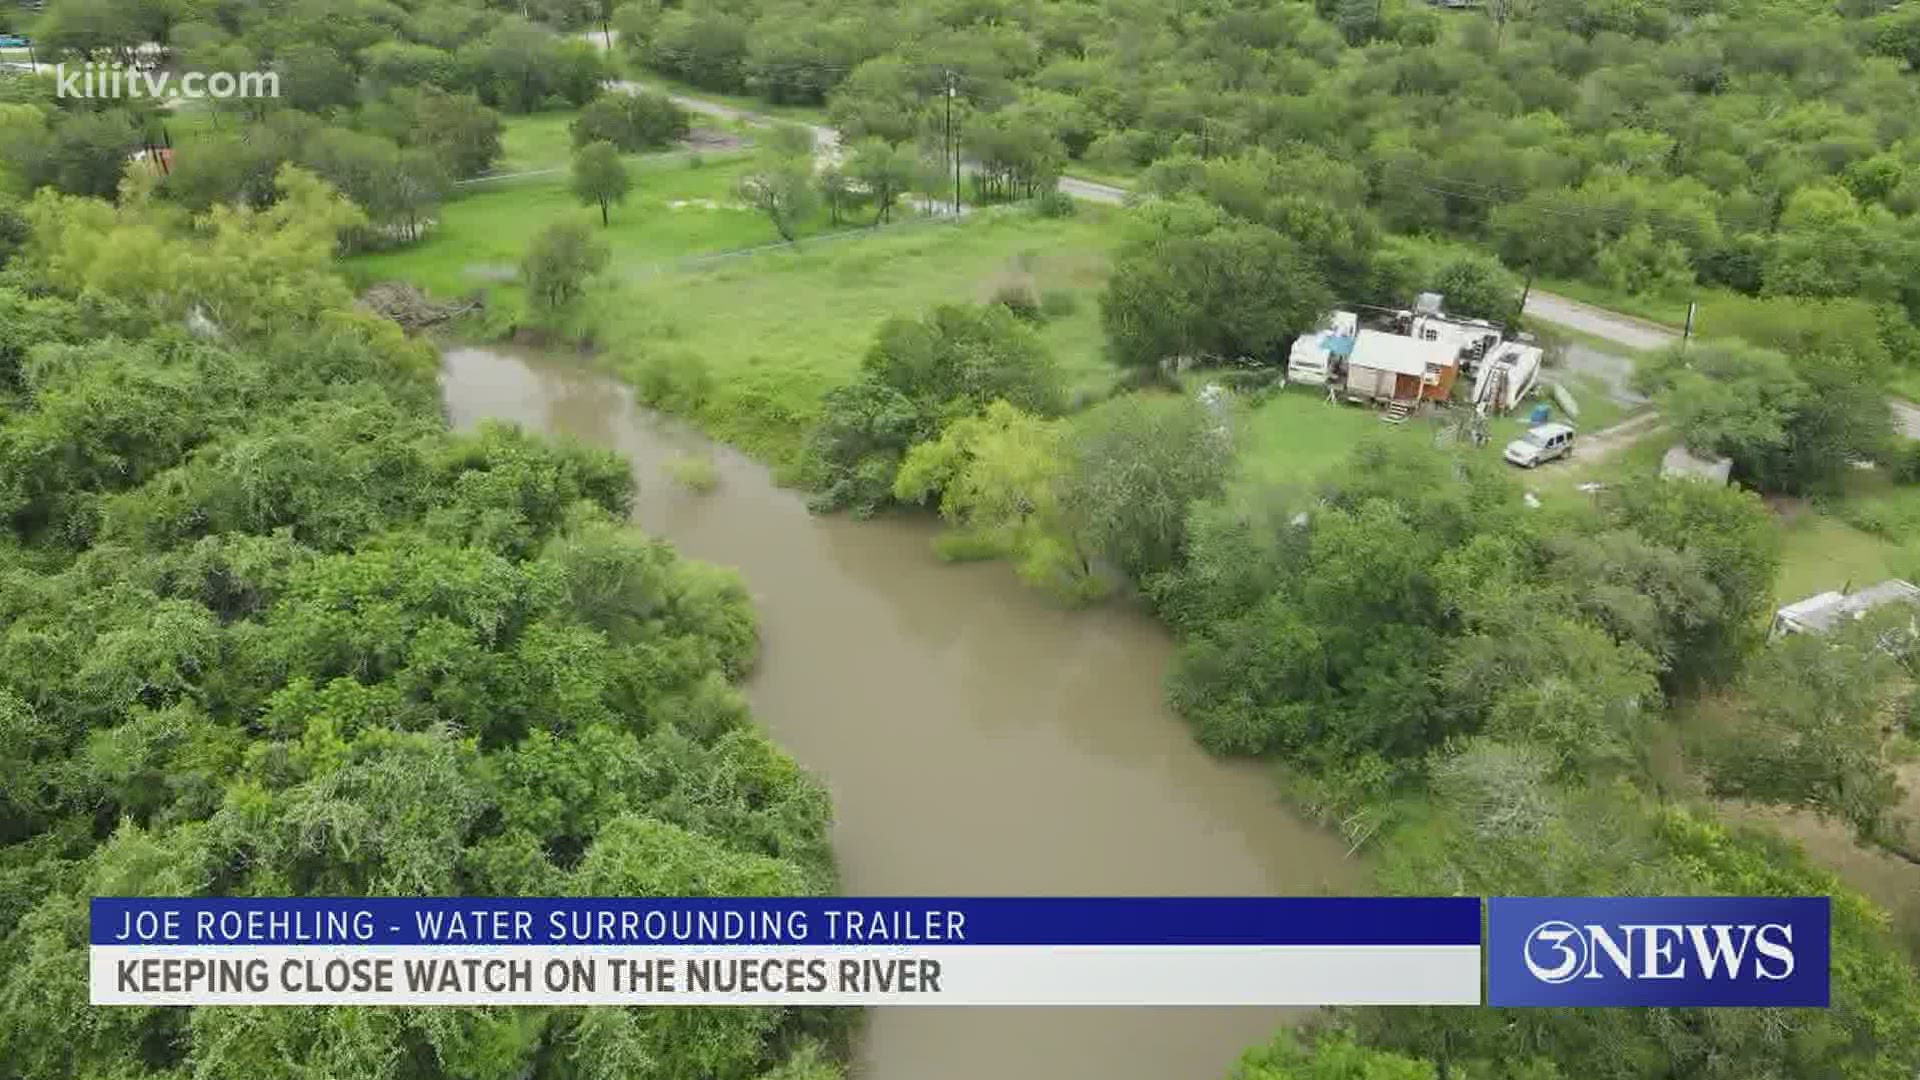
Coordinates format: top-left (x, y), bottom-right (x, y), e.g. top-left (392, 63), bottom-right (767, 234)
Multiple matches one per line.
top-left (1503, 422), bottom-right (1575, 468)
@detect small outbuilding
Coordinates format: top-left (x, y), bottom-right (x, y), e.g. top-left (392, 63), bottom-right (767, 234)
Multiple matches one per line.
top-left (1661, 444), bottom-right (1733, 486)
top-left (1770, 579), bottom-right (1920, 638)
top-left (1343, 329), bottom-right (1460, 405)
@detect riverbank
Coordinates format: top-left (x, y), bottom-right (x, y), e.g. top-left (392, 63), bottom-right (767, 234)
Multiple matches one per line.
top-left (440, 344), bottom-right (1362, 1080)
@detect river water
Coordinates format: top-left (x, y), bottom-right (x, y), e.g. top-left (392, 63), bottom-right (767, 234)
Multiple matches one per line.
top-left (440, 346), bottom-right (1360, 1080)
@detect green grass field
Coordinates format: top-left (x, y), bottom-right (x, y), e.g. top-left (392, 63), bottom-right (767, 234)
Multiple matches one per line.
top-left (495, 112), bottom-right (581, 173)
top-left (575, 206), bottom-right (1123, 462)
top-left (1775, 512), bottom-right (1906, 602)
top-left (343, 151), bottom-right (856, 297)
top-left (1235, 387), bottom-right (1430, 486)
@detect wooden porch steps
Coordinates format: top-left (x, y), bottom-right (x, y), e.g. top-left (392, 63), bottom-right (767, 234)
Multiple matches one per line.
top-left (1381, 400), bottom-right (1416, 424)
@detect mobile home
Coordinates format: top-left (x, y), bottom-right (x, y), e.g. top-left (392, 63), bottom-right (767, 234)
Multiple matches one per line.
top-left (1344, 330), bottom-right (1461, 404)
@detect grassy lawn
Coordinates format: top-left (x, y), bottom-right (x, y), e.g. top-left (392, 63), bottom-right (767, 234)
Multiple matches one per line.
top-left (575, 206), bottom-right (1123, 462)
top-left (1774, 512), bottom-right (1905, 602)
top-left (496, 112), bottom-right (581, 173)
top-left (1236, 388), bottom-right (1430, 486)
top-left (342, 151), bottom-right (837, 297)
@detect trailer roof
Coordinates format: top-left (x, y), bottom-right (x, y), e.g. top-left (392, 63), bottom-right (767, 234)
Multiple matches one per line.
top-left (1349, 329), bottom-right (1455, 376)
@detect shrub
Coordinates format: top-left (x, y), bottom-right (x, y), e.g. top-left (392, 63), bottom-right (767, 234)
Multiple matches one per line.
top-left (1892, 441), bottom-right (1920, 485)
top-left (667, 451), bottom-right (721, 493)
top-left (991, 279), bottom-right (1043, 322)
top-left (1039, 289), bottom-right (1079, 319)
top-left (630, 352), bottom-right (714, 411)
top-left (1034, 190), bottom-right (1076, 218)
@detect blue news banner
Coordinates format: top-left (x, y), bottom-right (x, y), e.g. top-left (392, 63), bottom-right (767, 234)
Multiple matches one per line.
top-left (88, 896), bottom-right (1831, 1008)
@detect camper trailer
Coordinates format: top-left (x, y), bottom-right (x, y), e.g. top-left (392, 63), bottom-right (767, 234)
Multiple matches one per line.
top-left (1286, 311), bottom-right (1358, 386)
top-left (1410, 313), bottom-right (1502, 373)
top-left (1470, 342), bottom-right (1542, 413)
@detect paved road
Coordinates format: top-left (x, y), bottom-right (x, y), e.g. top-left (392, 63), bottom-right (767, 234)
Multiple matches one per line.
top-left (1058, 175), bottom-right (1127, 205)
top-left (1522, 291), bottom-right (1677, 352)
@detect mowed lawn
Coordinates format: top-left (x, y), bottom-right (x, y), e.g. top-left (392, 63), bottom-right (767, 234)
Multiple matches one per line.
top-left (1235, 387), bottom-right (1430, 486)
top-left (344, 151), bottom-right (852, 297)
top-left (583, 207), bottom-right (1124, 461)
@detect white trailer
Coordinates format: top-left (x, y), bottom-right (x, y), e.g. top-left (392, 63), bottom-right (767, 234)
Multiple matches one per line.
top-left (1470, 343), bottom-right (1542, 413)
top-left (1285, 310), bottom-right (1358, 386)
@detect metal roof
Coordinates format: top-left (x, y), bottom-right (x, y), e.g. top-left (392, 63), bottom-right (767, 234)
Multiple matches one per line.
top-left (1349, 329), bottom-right (1457, 376)
top-left (1775, 579), bottom-right (1920, 633)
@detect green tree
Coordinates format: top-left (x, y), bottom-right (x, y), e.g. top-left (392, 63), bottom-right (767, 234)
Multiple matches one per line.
top-left (38, 110), bottom-right (137, 199)
top-left (850, 137), bottom-right (918, 224)
top-left (805, 304), bottom-right (1064, 514)
top-left (1701, 611), bottom-right (1919, 862)
top-left (378, 88), bottom-right (505, 180)
top-left (569, 90), bottom-right (690, 152)
top-left (860, 303), bottom-right (1064, 418)
top-left (277, 43), bottom-right (357, 113)
top-left (570, 140), bottom-right (631, 226)
top-left (893, 401), bottom-right (1092, 597)
top-left (1595, 473), bottom-right (1781, 684)
top-left (737, 155), bottom-right (818, 242)
top-left (1636, 340), bottom-right (1891, 494)
top-left (1101, 208), bottom-right (1333, 372)
top-left (0, 176), bottom-right (835, 1080)
top-left (521, 220), bottom-right (610, 312)
top-left (1430, 253), bottom-right (1521, 323)
top-left (1060, 392), bottom-right (1231, 583)
top-left (816, 162), bottom-right (858, 225)
top-left (643, 10), bottom-right (750, 92)
top-left (1234, 1031), bottom-right (1436, 1080)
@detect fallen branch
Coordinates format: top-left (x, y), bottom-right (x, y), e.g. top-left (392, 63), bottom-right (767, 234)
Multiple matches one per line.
top-left (358, 282), bottom-right (483, 332)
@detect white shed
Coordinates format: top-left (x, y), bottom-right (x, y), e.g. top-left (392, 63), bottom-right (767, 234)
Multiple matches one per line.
top-left (1771, 579), bottom-right (1920, 638)
top-left (1661, 444), bottom-right (1733, 485)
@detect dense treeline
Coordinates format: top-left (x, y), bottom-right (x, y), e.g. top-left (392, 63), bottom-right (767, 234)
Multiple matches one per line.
top-left (803, 272), bottom-right (1920, 1076)
top-left (612, 0), bottom-right (1920, 360)
top-left (0, 171), bottom-right (840, 1079)
top-left (0, 0), bottom-right (648, 248)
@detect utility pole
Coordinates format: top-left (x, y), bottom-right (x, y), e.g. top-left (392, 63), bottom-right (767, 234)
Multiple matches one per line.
top-left (945, 70), bottom-right (960, 216)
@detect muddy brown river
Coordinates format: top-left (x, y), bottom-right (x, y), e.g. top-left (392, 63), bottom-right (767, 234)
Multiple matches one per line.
top-left (440, 346), bottom-right (1360, 1080)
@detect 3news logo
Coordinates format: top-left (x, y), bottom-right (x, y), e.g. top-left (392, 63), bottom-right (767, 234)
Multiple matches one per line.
top-left (1486, 897), bottom-right (1831, 1007)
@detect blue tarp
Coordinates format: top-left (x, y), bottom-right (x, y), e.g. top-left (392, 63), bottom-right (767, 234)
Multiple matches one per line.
top-left (1323, 333), bottom-right (1356, 357)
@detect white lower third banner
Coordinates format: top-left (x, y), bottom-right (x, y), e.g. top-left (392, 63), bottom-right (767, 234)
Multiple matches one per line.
top-left (92, 944), bottom-right (1482, 1006)
top-left (88, 897), bottom-right (1486, 1006)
